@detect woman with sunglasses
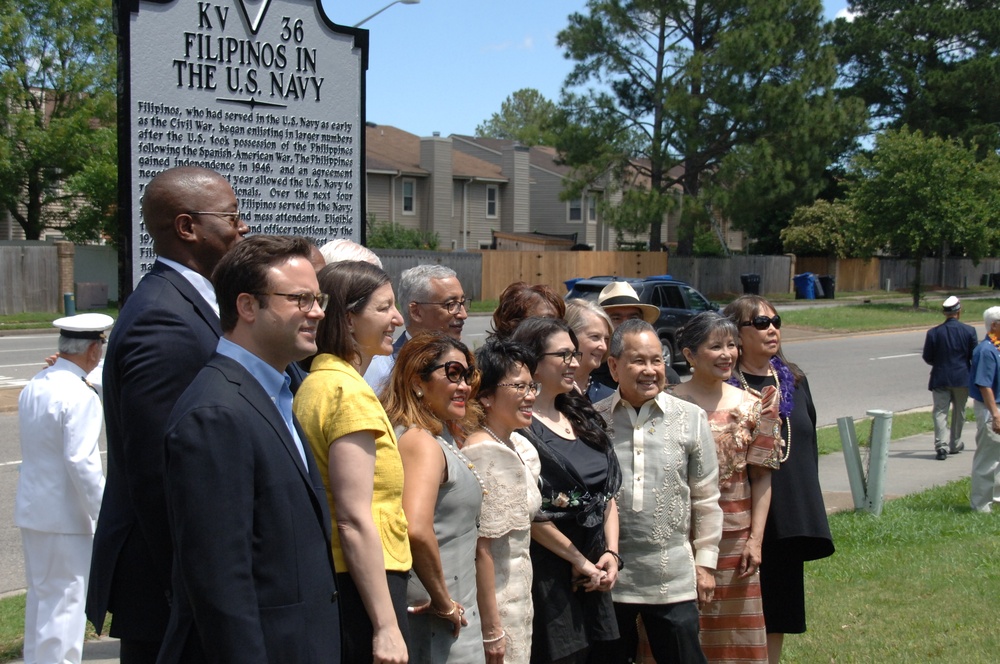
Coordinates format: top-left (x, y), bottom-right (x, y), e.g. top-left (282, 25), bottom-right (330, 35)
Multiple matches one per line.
top-left (382, 332), bottom-right (485, 663)
top-left (510, 317), bottom-right (622, 663)
top-left (564, 298), bottom-right (616, 403)
top-left (722, 296), bottom-right (833, 664)
top-left (462, 339), bottom-right (543, 664)
top-left (668, 311), bottom-right (781, 664)
top-left (293, 260), bottom-right (410, 664)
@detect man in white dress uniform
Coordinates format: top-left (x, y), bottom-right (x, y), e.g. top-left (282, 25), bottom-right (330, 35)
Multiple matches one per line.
top-left (15, 313), bottom-right (112, 664)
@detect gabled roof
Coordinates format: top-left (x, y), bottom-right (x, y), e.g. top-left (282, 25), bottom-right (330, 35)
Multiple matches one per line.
top-left (450, 135), bottom-right (573, 178)
top-left (366, 124), bottom-right (505, 181)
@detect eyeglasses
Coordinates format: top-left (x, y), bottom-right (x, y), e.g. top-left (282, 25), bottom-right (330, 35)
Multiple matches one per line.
top-left (541, 349), bottom-right (583, 364)
top-left (258, 292), bottom-right (330, 312)
top-left (187, 210), bottom-right (242, 227)
top-left (412, 298), bottom-right (471, 315)
top-left (496, 382), bottom-right (541, 397)
top-left (425, 360), bottom-right (477, 385)
top-left (740, 314), bottom-right (781, 331)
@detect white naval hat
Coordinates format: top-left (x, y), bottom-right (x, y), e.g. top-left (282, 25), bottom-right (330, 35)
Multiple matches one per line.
top-left (942, 296), bottom-right (961, 314)
top-left (52, 313), bottom-right (115, 340)
top-left (597, 281), bottom-right (660, 324)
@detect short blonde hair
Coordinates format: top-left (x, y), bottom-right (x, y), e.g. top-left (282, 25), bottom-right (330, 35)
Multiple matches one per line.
top-left (564, 299), bottom-right (613, 363)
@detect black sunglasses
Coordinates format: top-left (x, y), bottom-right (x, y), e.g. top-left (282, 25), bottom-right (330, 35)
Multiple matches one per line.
top-left (425, 360), bottom-right (477, 385)
top-left (740, 314), bottom-right (781, 331)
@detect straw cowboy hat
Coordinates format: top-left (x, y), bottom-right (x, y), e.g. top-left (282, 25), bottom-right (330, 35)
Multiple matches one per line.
top-left (597, 281), bottom-right (660, 324)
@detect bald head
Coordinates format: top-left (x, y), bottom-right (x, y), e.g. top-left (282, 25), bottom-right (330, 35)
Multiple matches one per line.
top-left (142, 166), bottom-right (247, 277)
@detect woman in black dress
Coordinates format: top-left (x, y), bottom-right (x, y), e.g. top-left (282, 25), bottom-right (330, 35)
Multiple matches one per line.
top-left (510, 317), bottom-right (622, 663)
top-left (722, 295), bottom-right (835, 664)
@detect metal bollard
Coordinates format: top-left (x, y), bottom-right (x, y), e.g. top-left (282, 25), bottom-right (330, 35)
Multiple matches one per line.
top-left (865, 410), bottom-right (893, 516)
top-left (838, 410), bottom-right (894, 515)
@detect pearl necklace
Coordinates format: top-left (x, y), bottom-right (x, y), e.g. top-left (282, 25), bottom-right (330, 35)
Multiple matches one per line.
top-left (481, 425), bottom-right (513, 449)
top-left (443, 437), bottom-right (488, 496)
top-left (737, 367), bottom-right (791, 463)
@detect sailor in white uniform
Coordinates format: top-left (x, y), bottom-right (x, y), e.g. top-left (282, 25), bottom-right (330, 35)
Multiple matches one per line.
top-left (15, 313), bottom-right (113, 664)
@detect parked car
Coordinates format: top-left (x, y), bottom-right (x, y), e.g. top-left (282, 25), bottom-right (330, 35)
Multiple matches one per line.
top-left (564, 276), bottom-right (719, 367)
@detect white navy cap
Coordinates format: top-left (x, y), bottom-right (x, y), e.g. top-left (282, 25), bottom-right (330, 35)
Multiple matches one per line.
top-left (942, 296), bottom-right (961, 313)
top-left (52, 313), bottom-right (114, 340)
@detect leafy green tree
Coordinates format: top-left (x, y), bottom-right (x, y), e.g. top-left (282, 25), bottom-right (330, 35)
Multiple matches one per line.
top-left (848, 127), bottom-right (1000, 307)
top-left (832, 0), bottom-right (1000, 156)
top-left (554, 0), bottom-right (864, 254)
top-left (780, 200), bottom-right (858, 257)
top-left (475, 88), bottom-right (558, 146)
top-left (0, 0), bottom-right (115, 240)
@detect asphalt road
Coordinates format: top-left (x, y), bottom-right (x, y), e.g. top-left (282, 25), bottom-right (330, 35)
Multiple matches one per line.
top-left (0, 318), bottom-right (983, 595)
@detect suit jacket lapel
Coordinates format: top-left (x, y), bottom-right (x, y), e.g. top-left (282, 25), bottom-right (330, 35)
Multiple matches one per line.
top-left (155, 263), bottom-right (223, 337)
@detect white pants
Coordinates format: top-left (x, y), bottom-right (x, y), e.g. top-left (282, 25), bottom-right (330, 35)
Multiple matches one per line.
top-left (970, 401), bottom-right (1000, 513)
top-left (20, 529), bottom-right (93, 664)
top-left (931, 387), bottom-right (968, 449)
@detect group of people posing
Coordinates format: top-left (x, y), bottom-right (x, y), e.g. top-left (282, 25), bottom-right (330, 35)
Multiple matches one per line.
top-left (50, 166), bottom-right (835, 664)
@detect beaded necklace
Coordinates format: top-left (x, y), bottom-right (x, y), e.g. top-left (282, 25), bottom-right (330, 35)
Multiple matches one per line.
top-left (481, 425), bottom-right (512, 449)
top-left (443, 437), bottom-right (487, 496)
top-left (735, 364), bottom-right (792, 464)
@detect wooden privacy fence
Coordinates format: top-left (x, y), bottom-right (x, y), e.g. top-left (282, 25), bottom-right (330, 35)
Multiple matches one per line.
top-left (479, 251), bottom-right (668, 300)
top-left (668, 255), bottom-right (793, 297)
top-left (797, 257), bottom-right (880, 292)
top-left (376, 249), bottom-right (484, 301)
top-left (0, 244), bottom-right (60, 315)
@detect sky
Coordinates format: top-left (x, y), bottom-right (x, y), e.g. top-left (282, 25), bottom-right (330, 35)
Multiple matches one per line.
top-left (321, 0), bottom-right (853, 138)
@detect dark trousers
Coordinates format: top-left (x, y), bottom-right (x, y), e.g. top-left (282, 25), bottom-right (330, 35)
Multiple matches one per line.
top-left (609, 600), bottom-right (707, 664)
top-left (336, 570), bottom-right (410, 662)
top-left (119, 639), bottom-right (161, 664)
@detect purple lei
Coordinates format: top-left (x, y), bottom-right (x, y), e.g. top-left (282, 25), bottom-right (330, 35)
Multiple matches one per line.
top-left (727, 356), bottom-right (796, 419)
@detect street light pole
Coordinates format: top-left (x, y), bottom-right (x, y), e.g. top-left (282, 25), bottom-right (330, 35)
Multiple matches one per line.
top-left (353, 0), bottom-right (420, 28)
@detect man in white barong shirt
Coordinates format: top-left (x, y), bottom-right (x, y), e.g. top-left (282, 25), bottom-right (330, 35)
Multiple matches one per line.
top-left (594, 319), bottom-right (722, 664)
top-left (16, 313), bottom-right (112, 664)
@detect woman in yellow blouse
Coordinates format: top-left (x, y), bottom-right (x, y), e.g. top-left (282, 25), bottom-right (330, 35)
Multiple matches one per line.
top-left (294, 260), bottom-right (410, 664)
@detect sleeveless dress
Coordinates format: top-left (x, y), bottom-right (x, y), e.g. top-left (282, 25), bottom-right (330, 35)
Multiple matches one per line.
top-left (698, 391), bottom-right (781, 664)
top-left (403, 432), bottom-right (486, 664)
top-left (462, 432), bottom-right (542, 664)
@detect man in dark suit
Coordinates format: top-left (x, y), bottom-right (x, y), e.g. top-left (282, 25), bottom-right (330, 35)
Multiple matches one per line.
top-left (923, 296), bottom-right (978, 460)
top-left (157, 235), bottom-right (339, 663)
top-left (87, 167), bottom-right (248, 662)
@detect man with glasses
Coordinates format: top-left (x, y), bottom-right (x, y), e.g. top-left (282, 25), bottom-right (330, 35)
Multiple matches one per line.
top-left (365, 264), bottom-right (469, 391)
top-left (594, 319), bottom-right (721, 663)
top-left (88, 166), bottom-right (249, 663)
top-left (158, 235), bottom-right (340, 662)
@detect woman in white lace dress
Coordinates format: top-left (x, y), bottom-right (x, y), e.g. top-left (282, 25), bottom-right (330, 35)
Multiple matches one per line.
top-left (464, 340), bottom-right (543, 664)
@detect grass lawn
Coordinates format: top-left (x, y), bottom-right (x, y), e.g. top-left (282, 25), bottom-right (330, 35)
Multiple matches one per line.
top-left (784, 478), bottom-right (1000, 663)
top-left (0, 308), bottom-right (118, 332)
top-left (781, 297), bottom-right (1000, 333)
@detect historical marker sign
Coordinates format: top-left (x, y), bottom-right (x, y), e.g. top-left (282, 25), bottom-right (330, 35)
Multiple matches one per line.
top-left (118, 0), bottom-right (367, 292)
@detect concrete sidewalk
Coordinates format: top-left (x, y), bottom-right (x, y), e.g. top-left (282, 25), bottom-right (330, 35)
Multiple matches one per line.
top-left (10, 429), bottom-right (975, 664)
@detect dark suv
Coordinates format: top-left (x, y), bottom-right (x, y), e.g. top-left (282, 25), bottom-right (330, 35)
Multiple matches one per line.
top-left (564, 276), bottom-right (718, 367)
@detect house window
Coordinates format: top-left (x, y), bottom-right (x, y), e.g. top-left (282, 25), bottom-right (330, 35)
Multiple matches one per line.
top-left (588, 195), bottom-right (597, 223)
top-left (486, 185), bottom-right (498, 218)
top-left (568, 198), bottom-right (582, 222)
top-left (402, 179), bottom-right (415, 215)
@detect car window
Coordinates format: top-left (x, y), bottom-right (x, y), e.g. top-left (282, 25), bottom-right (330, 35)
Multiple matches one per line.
top-left (654, 285), bottom-right (685, 309)
top-left (681, 285), bottom-right (713, 312)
